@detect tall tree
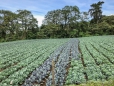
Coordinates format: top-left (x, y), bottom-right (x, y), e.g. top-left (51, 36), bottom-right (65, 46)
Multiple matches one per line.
top-left (0, 10), bottom-right (15, 39)
top-left (43, 5), bottom-right (80, 26)
top-left (62, 6), bottom-right (80, 29)
top-left (43, 5), bottom-right (80, 37)
top-left (17, 10), bottom-right (38, 39)
top-left (88, 1), bottom-right (104, 24)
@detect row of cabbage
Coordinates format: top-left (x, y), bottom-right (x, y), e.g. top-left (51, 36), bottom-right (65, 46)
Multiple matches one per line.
top-left (65, 60), bottom-right (86, 85)
top-left (22, 42), bottom-right (66, 86)
top-left (0, 39), bottom-right (69, 86)
top-left (1, 36), bottom-right (113, 86)
top-left (22, 39), bottom-right (79, 86)
top-left (66, 36), bottom-right (114, 85)
top-left (46, 39), bottom-right (79, 86)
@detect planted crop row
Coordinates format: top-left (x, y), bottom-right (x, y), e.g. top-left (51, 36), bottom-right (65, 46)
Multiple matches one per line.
top-left (22, 43), bottom-right (66, 86)
top-left (80, 37), bottom-right (114, 81)
top-left (0, 44), bottom-right (47, 70)
top-left (0, 39), bottom-right (69, 85)
top-left (0, 36), bottom-right (114, 86)
top-left (46, 39), bottom-right (79, 86)
top-left (65, 36), bottom-right (114, 85)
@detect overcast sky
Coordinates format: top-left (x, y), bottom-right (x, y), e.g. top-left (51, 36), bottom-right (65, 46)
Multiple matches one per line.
top-left (0, 0), bottom-right (114, 26)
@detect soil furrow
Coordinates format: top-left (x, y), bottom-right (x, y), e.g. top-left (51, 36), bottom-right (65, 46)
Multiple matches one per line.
top-left (91, 44), bottom-right (114, 64)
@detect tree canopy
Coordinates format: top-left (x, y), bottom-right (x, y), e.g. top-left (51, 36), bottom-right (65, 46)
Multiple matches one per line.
top-left (0, 1), bottom-right (114, 42)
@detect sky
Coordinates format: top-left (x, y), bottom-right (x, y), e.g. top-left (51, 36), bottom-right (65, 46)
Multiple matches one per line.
top-left (0, 0), bottom-right (114, 26)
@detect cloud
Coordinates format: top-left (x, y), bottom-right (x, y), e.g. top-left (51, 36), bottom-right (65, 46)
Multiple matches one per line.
top-left (34, 15), bottom-right (44, 26)
top-left (0, 0), bottom-right (114, 26)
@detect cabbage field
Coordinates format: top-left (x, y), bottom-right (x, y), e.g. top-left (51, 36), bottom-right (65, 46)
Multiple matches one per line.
top-left (0, 36), bottom-right (114, 86)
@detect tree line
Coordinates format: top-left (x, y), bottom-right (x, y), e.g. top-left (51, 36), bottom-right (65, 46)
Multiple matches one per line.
top-left (0, 10), bottom-right (39, 42)
top-left (0, 1), bottom-right (114, 42)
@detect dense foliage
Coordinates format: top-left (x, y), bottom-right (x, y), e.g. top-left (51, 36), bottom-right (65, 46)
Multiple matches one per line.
top-left (0, 10), bottom-right (39, 42)
top-left (0, 1), bottom-right (114, 42)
